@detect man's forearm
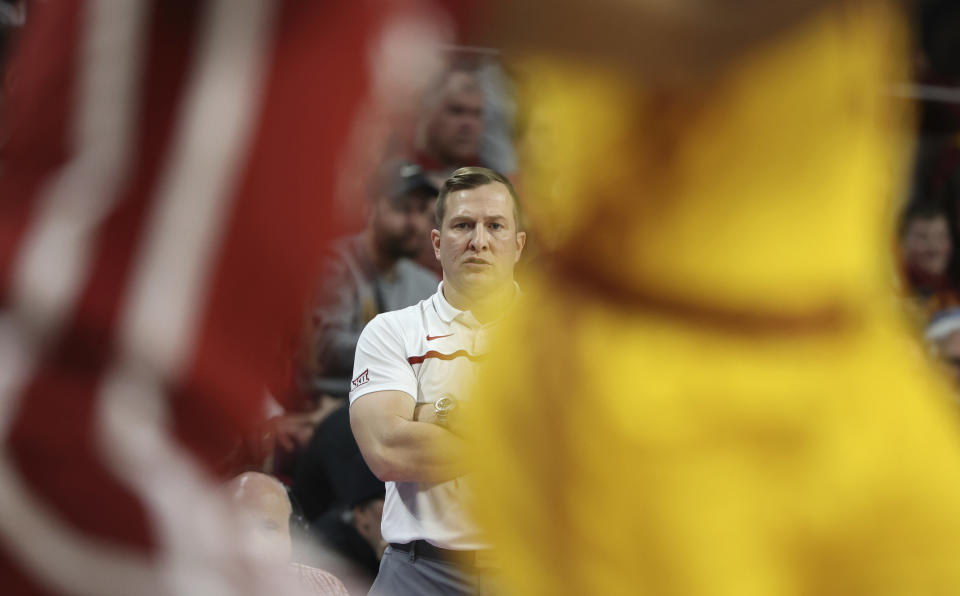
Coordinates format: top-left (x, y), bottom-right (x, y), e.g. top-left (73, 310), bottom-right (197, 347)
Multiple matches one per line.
top-left (362, 415), bottom-right (466, 484)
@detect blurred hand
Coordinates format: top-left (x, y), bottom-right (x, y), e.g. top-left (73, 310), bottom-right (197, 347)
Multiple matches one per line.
top-left (261, 396), bottom-right (342, 454)
top-left (352, 499), bottom-right (387, 559)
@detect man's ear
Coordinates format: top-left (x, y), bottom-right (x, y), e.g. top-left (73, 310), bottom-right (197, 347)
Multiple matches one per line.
top-left (515, 231), bottom-right (527, 262)
top-left (431, 228), bottom-right (441, 261)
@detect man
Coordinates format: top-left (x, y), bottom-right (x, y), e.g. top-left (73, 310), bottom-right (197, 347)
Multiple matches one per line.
top-left (228, 473), bottom-right (298, 568)
top-left (415, 69), bottom-right (486, 187)
top-left (228, 472), bottom-right (349, 596)
top-left (292, 404), bottom-right (389, 589)
top-left (901, 203), bottom-right (953, 283)
top-left (292, 160), bottom-right (439, 585)
top-left (263, 161), bottom-right (438, 456)
top-left (899, 202), bottom-right (959, 316)
top-left (349, 167), bottom-right (525, 595)
top-left (309, 160), bottom-right (440, 399)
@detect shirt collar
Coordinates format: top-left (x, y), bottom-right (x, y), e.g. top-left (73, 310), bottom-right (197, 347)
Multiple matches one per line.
top-left (433, 282), bottom-right (461, 324)
top-left (433, 281), bottom-right (521, 326)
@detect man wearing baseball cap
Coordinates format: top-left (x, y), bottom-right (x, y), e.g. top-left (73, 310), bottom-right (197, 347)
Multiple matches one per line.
top-left (308, 160), bottom-right (440, 399)
top-left (291, 161), bottom-right (441, 565)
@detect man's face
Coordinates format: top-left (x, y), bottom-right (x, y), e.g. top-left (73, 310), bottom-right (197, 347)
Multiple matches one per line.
top-left (372, 189), bottom-right (435, 259)
top-left (902, 215), bottom-right (952, 277)
top-left (432, 182), bottom-right (525, 298)
top-left (425, 72), bottom-right (484, 166)
top-left (234, 482), bottom-right (293, 565)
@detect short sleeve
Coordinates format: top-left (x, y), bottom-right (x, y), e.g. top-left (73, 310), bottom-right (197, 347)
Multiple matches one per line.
top-left (349, 313), bottom-right (418, 404)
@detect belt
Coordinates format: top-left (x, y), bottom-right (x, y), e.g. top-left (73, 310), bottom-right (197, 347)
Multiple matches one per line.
top-left (389, 541), bottom-right (497, 568)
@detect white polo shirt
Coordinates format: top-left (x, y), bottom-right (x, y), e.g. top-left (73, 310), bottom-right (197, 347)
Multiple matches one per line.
top-left (349, 282), bottom-right (516, 550)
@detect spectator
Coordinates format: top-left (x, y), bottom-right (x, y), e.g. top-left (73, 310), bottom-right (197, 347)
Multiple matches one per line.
top-left (473, 58), bottom-right (518, 178)
top-left (899, 201), bottom-right (960, 315)
top-left (290, 160), bottom-right (440, 587)
top-left (228, 472), bottom-right (349, 596)
top-left (294, 406), bottom-right (387, 591)
top-left (410, 63), bottom-right (522, 276)
top-left (415, 68), bottom-right (486, 188)
top-left (309, 160), bottom-right (440, 400)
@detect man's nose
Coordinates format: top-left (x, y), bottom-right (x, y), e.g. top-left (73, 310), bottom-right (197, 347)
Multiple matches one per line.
top-left (469, 225), bottom-right (489, 250)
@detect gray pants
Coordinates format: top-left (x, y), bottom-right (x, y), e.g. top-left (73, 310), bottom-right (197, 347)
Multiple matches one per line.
top-left (369, 546), bottom-right (499, 596)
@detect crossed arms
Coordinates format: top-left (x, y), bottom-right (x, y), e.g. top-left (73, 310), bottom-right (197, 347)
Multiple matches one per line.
top-left (350, 390), bottom-right (466, 484)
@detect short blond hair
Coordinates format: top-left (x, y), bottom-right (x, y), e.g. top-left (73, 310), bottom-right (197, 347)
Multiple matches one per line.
top-left (435, 167), bottom-right (523, 230)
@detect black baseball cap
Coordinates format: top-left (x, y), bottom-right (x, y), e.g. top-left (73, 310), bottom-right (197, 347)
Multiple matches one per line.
top-left (375, 160), bottom-right (438, 199)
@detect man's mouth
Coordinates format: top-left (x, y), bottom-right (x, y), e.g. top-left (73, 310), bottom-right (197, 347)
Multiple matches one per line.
top-left (464, 257), bottom-right (490, 265)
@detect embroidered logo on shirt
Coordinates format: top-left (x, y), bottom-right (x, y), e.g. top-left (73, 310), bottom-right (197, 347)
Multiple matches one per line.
top-left (351, 369), bottom-right (370, 390)
top-left (426, 333), bottom-right (453, 341)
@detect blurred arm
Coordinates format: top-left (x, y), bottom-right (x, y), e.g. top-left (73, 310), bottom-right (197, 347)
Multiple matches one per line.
top-left (486, 0), bottom-right (844, 84)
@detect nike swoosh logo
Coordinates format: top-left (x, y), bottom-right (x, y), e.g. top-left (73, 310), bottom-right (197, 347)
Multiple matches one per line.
top-left (426, 333), bottom-right (453, 341)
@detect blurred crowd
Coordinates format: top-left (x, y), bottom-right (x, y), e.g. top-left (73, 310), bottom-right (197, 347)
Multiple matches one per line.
top-left (3, 0), bottom-right (960, 594)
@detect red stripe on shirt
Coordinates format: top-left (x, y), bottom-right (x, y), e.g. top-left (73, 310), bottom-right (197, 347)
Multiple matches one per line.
top-left (408, 350), bottom-right (485, 365)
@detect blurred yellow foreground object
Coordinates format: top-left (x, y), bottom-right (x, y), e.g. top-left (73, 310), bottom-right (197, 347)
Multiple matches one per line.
top-left (469, 3), bottom-right (960, 595)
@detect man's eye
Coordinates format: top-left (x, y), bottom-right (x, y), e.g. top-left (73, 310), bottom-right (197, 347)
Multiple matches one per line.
top-left (490, 223), bottom-right (503, 231)
top-left (455, 222), bottom-right (470, 229)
